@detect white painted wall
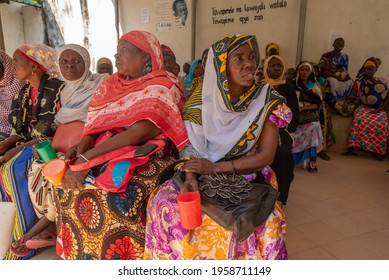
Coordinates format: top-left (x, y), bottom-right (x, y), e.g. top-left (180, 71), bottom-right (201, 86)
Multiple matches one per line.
top-left (195, 0), bottom-right (300, 69)
top-left (22, 6), bottom-right (45, 45)
top-left (0, 2), bottom-right (25, 55)
top-left (119, 0), bottom-right (193, 73)
top-left (303, 0), bottom-right (389, 80)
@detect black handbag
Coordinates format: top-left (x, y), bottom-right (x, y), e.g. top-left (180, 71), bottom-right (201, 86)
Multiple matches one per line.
top-left (298, 110), bottom-right (320, 125)
top-left (173, 171), bottom-right (278, 242)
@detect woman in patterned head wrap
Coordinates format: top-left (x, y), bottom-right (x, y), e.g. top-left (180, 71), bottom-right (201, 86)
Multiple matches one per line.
top-left (0, 44), bottom-right (64, 259)
top-left (13, 44), bottom-right (109, 258)
top-left (291, 61), bottom-right (323, 173)
top-left (343, 57), bottom-right (388, 160)
top-left (144, 35), bottom-right (291, 260)
top-left (0, 49), bottom-right (25, 138)
top-left (54, 31), bottom-right (187, 260)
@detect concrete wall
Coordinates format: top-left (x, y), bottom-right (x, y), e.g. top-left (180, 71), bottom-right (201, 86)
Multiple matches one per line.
top-left (303, 0), bottom-right (389, 80)
top-left (195, 0), bottom-right (300, 69)
top-left (22, 5), bottom-right (45, 45)
top-left (0, 2), bottom-right (25, 54)
top-left (119, 0), bottom-right (193, 72)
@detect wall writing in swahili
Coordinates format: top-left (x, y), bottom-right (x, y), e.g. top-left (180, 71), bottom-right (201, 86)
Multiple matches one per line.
top-left (211, 0), bottom-right (288, 26)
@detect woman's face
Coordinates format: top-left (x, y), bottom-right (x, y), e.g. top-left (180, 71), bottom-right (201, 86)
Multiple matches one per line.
top-left (364, 65), bottom-right (376, 79)
top-left (266, 57), bottom-right (283, 79)
top-left (193, 61), bottom-right (204, 78)
top-left (12, 51), bottom-right (34, 81)
top-left (115, 40), bottom-right (149, 78)
top-left (163, 55), bottom-right (175, 73)
top-left (227, 43), bottom-right (257, 91)
top-left (299, 65), bottom-right (311, 80)
top-left (97, 63), bottom-right (112, 75)
top-left (59, 49), bottom-right (85, 81)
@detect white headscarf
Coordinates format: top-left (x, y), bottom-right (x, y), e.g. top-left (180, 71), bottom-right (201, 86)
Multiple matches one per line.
top-left (56, 44), bottom-right (108, 124)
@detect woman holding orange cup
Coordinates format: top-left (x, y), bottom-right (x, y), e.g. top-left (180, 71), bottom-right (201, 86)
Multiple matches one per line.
top-left (145, 35), bottom-right (291, 260)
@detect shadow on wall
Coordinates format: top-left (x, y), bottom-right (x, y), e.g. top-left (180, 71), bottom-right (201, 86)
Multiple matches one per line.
top-left (41, 1), bottom-right (65, 48)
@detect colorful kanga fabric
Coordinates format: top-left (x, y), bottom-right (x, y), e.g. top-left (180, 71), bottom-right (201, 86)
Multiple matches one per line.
top-left (54, 30), bottom-right (188, 260)
top-left (348, 106), bottom-right (388, 156)
top-left (144, 35), bottom-right (291, 260)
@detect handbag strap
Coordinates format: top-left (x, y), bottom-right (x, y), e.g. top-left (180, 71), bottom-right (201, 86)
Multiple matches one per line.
top-left (69, 139), bottom-right (165, 172)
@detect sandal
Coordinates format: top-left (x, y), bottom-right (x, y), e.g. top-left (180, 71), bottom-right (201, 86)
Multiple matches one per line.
top-left (10, 234), bottom-right (33, 257)
top-left (308, 161), bottom-right (318, 173)
top-left (373, 154), bottom-right (384, 161)
top-left (25, 231), bottom-right (57, 249)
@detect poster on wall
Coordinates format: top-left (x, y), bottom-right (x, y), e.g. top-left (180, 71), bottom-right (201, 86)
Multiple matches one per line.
top-left (155, 0), bottom-right (173, 30)
top-left (172, 0), bottom-right (188, 28)
top-left (155, 0), bottom-right (188, 31)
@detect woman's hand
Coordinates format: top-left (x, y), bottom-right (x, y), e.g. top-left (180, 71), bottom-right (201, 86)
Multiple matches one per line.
top-left (182, 158), bottom-right (216, 175)
top-left (180, 172), bottom-right (199, 193)
top-left (61, 168), bottom-right (90, 191)
top-left (65, 135), bottom-right (95, 159)
top-left (0, 145), bottom-right (23, 164)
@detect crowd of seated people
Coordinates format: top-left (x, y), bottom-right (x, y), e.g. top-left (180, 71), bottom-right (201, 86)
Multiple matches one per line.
top-left (0, 31), bottom-right (387, 261)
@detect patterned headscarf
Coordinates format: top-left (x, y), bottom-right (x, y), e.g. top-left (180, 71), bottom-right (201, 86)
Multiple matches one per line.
top-left (56, 44), bottom-right (107, 124)
top-left (263, 55), bottom-right (286, 87)
top-left (183, 35), bottom-right (286, 162)
top-left (161, 44), bottom-right (176, 62)
top-left (16, 44), bottom-right (59, 78)
top-left (265, 42), bottom-right (280, 57)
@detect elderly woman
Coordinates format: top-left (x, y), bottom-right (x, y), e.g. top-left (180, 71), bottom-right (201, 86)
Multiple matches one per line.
top-left (96, 57), bottom-right (113, 75)
top-left (0, 44), bottom-right (64, 259)
top-left (55, 31), bottom-right (187, 260)
top-left (145, 35), bottom-right (291, 260)
top-left (9, 44), bottom-right (108, 257)
top-left (0, 50), bottom-right (25, 139)
top-left (343, 57), bottom-right (388, 160)
top-left (263, 55), bottom-right (299, 206)
top-left (292, 62), bottom-right (323, 173)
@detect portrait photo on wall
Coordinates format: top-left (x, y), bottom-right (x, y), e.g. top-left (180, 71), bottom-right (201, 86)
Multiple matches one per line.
top-left (172, 0), bottom-right (188, 27)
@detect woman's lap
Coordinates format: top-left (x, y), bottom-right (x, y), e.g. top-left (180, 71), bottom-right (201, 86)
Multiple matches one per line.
top-left (144, 172), bottom-right (288, 260)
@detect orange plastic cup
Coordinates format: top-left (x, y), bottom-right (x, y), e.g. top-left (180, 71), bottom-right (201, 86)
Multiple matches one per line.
top-left (42, 159), bottom-right (69, 187)
top-left (177, 192), bottom-right (202, 229)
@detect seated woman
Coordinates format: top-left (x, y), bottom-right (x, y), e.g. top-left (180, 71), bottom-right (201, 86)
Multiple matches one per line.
top-left (188, 48), bottom-right (208, 97)
top-left (0, 44), bottom-right (64, 259)
top-left (17, 44), bottom-right (108, 256)
top-left (56, 30), bottom-right (187, 260)
top-left (292, 62), bottom-right (323, 173)
top-left (0, 49), bottom-right (25, 139)
top-left (342, 57), bottom-right (388, 161)
top-left (318, 38), bottom-right (353, 114)
top-left (311, 62), bottom-right (335, 160)
top-left (184, 58), bottom-right (203, 99)
top-left (145, 35), bottom-right (291, 260)
top-left (96, 57), bottom-right (113, 75)
top-left (161, 44), bottom-right (185, 92)
top-left (263, 55), bottom-right (299, 207)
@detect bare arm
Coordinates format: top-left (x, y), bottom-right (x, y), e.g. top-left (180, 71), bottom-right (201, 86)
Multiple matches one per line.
top-left (182, 121), bottom-right (279, 175)
top-left (62, 120), bottom-right (162, 191)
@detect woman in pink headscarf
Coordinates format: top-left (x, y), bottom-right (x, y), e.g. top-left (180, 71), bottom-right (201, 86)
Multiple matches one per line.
top-left (55, 31), bottom-right (188, 260)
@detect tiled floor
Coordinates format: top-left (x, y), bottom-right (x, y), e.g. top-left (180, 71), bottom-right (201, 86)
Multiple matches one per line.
top-left (285, 151), bottom-right (389, 260)
top-left (31, 151), bottom-right (389, 260)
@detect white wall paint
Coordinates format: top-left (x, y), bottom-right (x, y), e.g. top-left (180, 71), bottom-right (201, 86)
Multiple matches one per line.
top-left (195, 0), bottom-right (300, 69)
top-left (0, 2), bottom-right (25, 55)
top-left (22, 6), bottom-right (45, 45)
top-left (303, 0), bottom-right (389, 80)
top-left (119, 0), bottom-right (193, 73)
